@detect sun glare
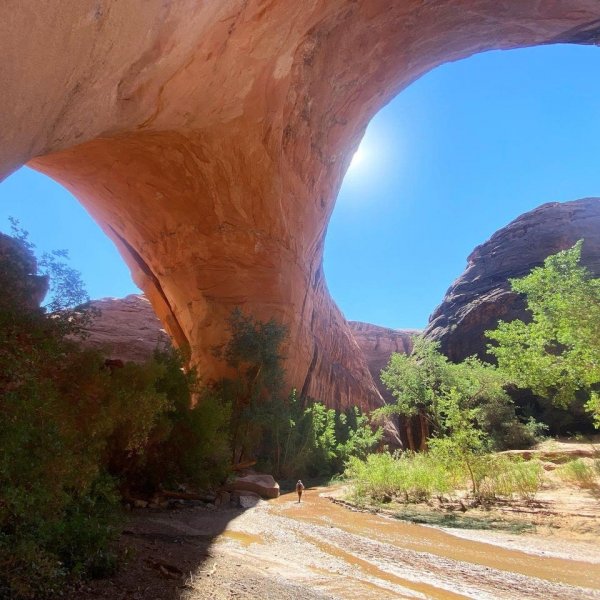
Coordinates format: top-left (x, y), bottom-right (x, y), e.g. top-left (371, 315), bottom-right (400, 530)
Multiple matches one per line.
top-left (349, 147), bottom-right (367, 172)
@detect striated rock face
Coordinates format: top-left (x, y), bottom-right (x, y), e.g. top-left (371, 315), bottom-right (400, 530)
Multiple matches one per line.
top-left (349, 322), bottom-right (419, 404)
top-left (2, 2), bottom-right (600, 413)
top-left (79, 295), bottom-right (171, 363)
top-left (425, 198), bottom-right (600, 362)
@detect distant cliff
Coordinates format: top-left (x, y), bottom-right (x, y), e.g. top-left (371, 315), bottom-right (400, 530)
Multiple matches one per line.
top-left (79, 294), bottom-right (171, 363)
top-left (348, 321), bottom-right (419, 402)
top-left (424, 198), bottom-right (600, 362)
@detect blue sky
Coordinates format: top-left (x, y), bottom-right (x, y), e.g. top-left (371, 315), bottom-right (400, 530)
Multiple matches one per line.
top-left (2, 44), bottom-right (600, 329)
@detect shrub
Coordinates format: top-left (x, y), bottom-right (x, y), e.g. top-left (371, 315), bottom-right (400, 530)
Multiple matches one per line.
top-left (478, 456), bottom-right (543, 502)
top-left (344, 451), bottom-right (455, 504)
top-left (345, 451), bottom-right (544, 505)
top-left (557, 459), bottom-right (598, 488)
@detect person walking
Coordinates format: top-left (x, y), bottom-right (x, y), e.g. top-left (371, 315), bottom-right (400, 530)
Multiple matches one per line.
top-left (296, 479), bottom-right (305, 503)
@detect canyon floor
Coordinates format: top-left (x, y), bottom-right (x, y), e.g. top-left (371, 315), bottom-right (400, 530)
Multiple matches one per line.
top-left (77, 477), bottom-right (599, 599)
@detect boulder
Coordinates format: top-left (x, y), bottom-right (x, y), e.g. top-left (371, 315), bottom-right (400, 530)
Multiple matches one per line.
top-left (424, 198), bottom-right (600, 362)
top-left (215, 490), bottom-right (231, 508)
top-left (238, 495), bottom-right (262, 509)
top-left (225, 473), bottom-right (280, 499)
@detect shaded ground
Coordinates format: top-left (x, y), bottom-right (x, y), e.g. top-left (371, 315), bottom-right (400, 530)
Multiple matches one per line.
top-left (76, 478), bottom-right (599, 600)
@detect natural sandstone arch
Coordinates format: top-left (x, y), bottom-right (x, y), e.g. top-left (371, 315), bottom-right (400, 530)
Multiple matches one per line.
top-left (2, 1), bottom-right (600, 411)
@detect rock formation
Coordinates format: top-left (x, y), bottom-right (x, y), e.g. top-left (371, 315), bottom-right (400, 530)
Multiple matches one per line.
top-left (79, 294), bottom-right (171, 363)
top-left (425, 198), bottom-right (600, 362)
top-left (349, 322), bottom-right (418, 404)
top-left (2, 2), bottom-right (600, 413)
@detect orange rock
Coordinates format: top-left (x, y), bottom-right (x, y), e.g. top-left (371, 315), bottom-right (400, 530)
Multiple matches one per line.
top-left (2, 1), bottom-right (599, 412)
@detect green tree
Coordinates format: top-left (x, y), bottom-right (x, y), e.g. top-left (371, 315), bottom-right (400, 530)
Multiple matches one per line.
top-left (215, 308), bottom-right (288, 463)
top-left (487, 241), bottom-right (600, 428)
top-left (429, 389), bottom-right (486, 496)
top-left (379, 337), bottom-right (532, 451)
top-left (379, 337), bottom-right (451, 450)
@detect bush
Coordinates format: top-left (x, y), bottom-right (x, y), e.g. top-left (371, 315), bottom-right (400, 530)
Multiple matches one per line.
top-left (345, 451), bottom-right (544, 505)
top-left (345, 451), bottom-right (455, 504)
top-left (477, 456), bottom-right (543, 502)
top-left (557, 459), bottom-right (598, 488)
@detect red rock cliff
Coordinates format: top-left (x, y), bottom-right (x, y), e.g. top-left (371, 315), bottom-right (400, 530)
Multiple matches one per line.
top-left (425, 198), bottom-right (600, 362)
top-left (1, 1), bottom-right (599, 413)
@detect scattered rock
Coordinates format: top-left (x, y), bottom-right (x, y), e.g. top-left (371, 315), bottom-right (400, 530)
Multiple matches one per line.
top-left (238, 495), bottom-right (262, 509)
top-left (215, 491), bottom-right (231, 508)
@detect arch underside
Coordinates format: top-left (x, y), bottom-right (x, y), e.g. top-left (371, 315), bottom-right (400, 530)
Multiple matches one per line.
top-left (2, 0), bottom-right (600, 411)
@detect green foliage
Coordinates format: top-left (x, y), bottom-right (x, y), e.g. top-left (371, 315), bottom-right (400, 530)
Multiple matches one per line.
top-left (487, 241), bottom-right (600, 427)
top-left (345, 452), bottom-right (455, 504)
top-left (134, 352), bottom-right (232, 492)
top-left (0, 346), bottom-right (125, 597)
top-left (215, 310), bottom-right (382, 478)
top-left (253, 391), bottom-right (382, 479)
top-left (428, 388), bottom-right (485, 495)
top-left (345, 451), bottom-right (543, 506)
top-left (215, 308), bottom-right (288, 463)
top-left (0, 228), bottom-right (232, 597)
top-left (379, 337), bottom-right (537, 451)
top-left (557, 458), bottom-right (598, 489)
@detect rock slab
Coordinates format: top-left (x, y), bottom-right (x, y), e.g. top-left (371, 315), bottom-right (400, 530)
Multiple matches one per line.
top-left (225, 473), bottom-right (280, 500)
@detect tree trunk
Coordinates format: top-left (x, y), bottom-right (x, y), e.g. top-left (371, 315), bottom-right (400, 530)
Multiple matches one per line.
top-left (405, 420), bottom-right (415, 451)
top-left (418, 410), bottom-right (429, 451)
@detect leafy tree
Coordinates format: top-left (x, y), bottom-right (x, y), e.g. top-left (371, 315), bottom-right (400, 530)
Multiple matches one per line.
top-left (8, 217), bottom-right (89, 315)
top-left (487, 241), bottom-right (600, 428)
top-left (379, 337), bottom-right (535, 451)
top-left (379, 337), bottom-right (451, 450)
top-left (214, 310), bottom-right (382, 477)
top-left (429, 389), bottom-right (486, 496)
top-left (215, 308), bottom-right (288, 463)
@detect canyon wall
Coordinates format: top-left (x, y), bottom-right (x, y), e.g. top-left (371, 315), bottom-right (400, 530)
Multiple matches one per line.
top-left (2, 1), bottom-right (600, 412)
top-left (349, 322), bottom-right (418, 404)
top-left (78, 295), bottom-right (170, 363)
top-left (425, 198), bottom-right (600, 362)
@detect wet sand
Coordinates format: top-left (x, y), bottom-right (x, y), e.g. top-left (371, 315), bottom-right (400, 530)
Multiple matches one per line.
top-left (80, 484), bottom-right (600, 599)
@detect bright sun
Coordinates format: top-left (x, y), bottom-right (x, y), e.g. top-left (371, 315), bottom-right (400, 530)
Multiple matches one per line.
top-left (349, 146), bottom-right (365, 170)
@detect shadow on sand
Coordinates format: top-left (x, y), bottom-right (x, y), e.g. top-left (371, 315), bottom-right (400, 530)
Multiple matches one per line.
top-left (74, 502), bottom-right (243, 600)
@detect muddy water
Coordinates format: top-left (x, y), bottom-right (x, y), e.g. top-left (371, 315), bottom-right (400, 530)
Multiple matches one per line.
top-left (266, 487), bottom-right (599, 598)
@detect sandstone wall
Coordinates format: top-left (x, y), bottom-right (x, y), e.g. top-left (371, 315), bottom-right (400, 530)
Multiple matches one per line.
top-left (425, 198), bottom-right (600, 362)
top-left (349, 322), bottom-right (418, 404)
top-left (78, 295), bottom-right (171, 363)
top-left (2, 1), bottom-right (600, 412)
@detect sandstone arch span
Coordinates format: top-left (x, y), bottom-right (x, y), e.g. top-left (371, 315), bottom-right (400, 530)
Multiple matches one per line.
top-left (2, 1), bottom-right (600, 410)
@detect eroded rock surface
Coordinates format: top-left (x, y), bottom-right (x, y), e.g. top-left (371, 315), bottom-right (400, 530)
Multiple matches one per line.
top-left (79, 294), bottom-right (170, 363)
top-left (2, 1), bottom-right (600, 412)
top-left (349, 322), bottom-right (418, 404)
top-left (225, 472), bottom-right (280, 499)
top-left (424, 198), bottom-right (600, 362)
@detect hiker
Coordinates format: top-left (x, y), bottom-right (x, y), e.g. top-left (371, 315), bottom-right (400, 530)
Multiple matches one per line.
top-left (296, 479), bottom-right (305, 503)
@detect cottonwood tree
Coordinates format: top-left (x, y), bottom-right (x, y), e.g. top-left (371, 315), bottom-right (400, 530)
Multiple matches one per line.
top-left (487, 241), bottom-right (600, 428)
